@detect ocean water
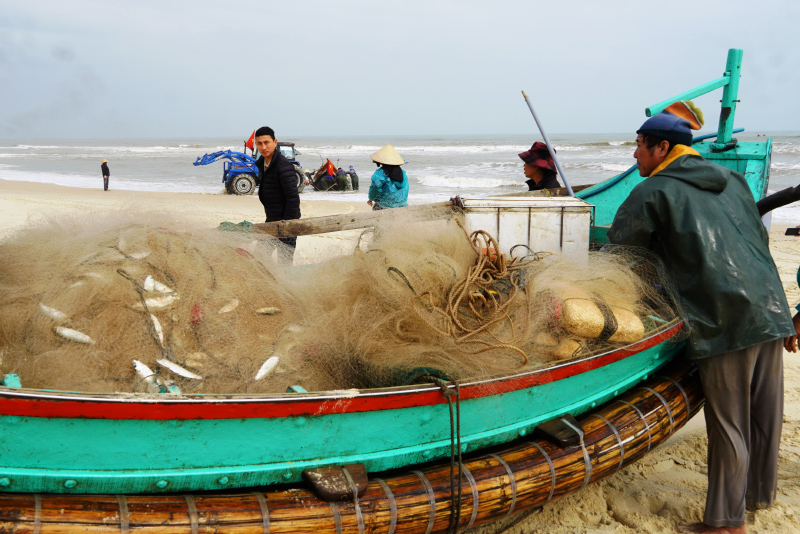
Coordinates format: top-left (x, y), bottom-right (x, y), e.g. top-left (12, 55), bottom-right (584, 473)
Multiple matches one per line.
top-left (2, 132), bottom-right (800, 221)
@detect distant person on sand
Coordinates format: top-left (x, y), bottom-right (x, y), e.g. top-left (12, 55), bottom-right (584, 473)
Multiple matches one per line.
top-left (367, 145), bottom-right (408, 210)
top-left (518, 142), bottom-right (561, 191)
top-left (101, 159), bottom-right (110, 191)
top-left (607, 105), bottom-right (793, 534)
top-left (255, 126), bottom-right (301, 264)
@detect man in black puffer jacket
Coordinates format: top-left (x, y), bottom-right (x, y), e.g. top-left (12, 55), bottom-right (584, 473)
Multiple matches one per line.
top-left (254, 126), bottom-right (301, 263)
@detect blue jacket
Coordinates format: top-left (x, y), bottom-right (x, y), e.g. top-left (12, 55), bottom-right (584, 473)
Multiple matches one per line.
top-left (368, 168), bottom-right (409, 208)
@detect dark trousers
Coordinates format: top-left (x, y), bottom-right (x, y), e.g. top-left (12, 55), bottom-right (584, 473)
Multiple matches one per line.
top-left (696, 339), bottom-right (784, 528)
top-left (103, 176), bottom-right (109, 191)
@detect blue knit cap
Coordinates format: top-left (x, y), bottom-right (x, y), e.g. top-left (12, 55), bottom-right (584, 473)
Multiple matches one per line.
top-left (637, 111), bottom-right (693, 146)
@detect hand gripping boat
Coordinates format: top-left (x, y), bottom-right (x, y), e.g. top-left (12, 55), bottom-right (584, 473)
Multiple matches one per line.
top-left (0, 49), bottom-right (773, 533)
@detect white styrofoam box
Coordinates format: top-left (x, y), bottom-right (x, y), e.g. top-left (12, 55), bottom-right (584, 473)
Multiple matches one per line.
top-left (460, 196), bottom-right (593, 265)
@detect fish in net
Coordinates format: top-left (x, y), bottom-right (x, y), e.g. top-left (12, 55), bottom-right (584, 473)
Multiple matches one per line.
top-left (0, 211), bottom-right (683, 394)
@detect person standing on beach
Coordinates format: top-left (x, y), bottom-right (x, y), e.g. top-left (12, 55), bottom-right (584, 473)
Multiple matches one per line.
top-left (518, 142), bottom-right (561, 191)
top-left (101, 159), bottom-right (110, 191)
top-left (607, 108), bottom-right (794, 534)
top-left (254, 126), bottom-right (301, 264)
top-left (367, 145), bottom-right (408, 210)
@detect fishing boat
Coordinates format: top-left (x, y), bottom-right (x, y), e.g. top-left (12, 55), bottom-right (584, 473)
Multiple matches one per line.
top-left (0, 48), bottom-right (772, 533)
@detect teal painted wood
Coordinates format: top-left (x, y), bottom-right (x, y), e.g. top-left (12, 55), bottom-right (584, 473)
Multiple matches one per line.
top-left (713, 48), bottom-right (744, 148)
top-left (0, 326), bottom-right (682, 494)
top-left (646, 73), bottom-right (730, 117)
top-left (580, 139), bottom-right (771, 229)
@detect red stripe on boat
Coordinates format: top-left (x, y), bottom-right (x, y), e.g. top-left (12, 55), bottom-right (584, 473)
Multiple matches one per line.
top-left (0, 324), bottom-right (682, 420)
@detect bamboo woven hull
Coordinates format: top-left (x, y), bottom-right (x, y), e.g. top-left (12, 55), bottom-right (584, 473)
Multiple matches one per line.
top-left (0, 360), bottom-right (703, 534)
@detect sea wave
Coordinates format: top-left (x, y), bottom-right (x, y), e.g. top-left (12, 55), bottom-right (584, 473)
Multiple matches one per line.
top-left (414, 175), bottom-right (519, 188)
top-left (771, 162), bottom-right (800, 171)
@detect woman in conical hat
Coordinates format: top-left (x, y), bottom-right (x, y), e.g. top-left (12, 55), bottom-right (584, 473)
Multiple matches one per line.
top-left (367, 144), bottom-right (409, 211)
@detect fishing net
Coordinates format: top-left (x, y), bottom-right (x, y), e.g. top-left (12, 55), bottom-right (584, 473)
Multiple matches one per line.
top-left (0, 210), bottom-right (682, 395)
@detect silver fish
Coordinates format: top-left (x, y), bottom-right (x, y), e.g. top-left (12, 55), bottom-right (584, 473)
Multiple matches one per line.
top-left (133, 294), bottom-right (179, 311)
top-left (255, 307), bottom-right (281, 315)
top-left (39, 303), bottom-right (68, 322)
top-left (129, 251), bottom-right (151, 260)
top-left (254, 356), bottom-right (279, 381)
top-left (157, 358), bottom-right (203, 380)
top-left (150, 314), bottom-right (164, 344)
top-left (218, 299), bottom-right (239, 314)
top-left (143, 276), bottom-right (174, 294)
top-left (133, 360), bottom-right (160, 393)
top-left (55, 326), bottom-right (95, 345)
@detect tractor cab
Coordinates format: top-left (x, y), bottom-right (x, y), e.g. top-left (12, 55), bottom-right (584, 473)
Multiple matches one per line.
top-left (277, 142), bottom-right (300, 164)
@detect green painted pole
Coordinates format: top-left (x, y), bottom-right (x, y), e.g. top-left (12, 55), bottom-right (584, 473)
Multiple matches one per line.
top-left (645, 75), bottom-right (730, 117)
top-left (712, 48), bottom-right (743, 149)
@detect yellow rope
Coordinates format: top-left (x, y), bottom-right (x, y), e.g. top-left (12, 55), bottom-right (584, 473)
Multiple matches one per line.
top-left (410, 220), bottom-right (545, 366)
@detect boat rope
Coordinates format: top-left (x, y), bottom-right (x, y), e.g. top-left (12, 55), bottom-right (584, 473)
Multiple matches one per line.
top-left (587, 413), bottom-right (625, 471)
top-left (426, 376), bottom-right (464, 534)
top-left (488, 453), bottom-right (517, 517)
top-left (641, 386), bottom-right (675, 437)
top-left (657, 374), bottom-right (691, 416)
top-left (33, 494), bottom-right (41, 534)
top-left (341, 466), bottom-right (365, 534)
top-left (618, 399), bottom-right (653, 452)
top-left (375, 479), bottom-right (398, 534)
top-left (561, 418), bottom-right (593, 490)
top-left (458, 463), bottom-right (480, 529)
top-left (116, 495), bottom-right (130, 534)
top-left (330, 501), bottom-right (343, 534)
top-left (252, 492), bottom-right (270, 534)
top-left (184, 495), bottom-right (199, 534)
top-left (412, 220), bottom-right (546, 366)
top-left (411, 470), bottom-right (437, 534)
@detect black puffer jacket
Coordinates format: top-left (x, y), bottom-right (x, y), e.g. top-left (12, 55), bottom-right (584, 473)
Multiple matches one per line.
top-left (256, 151), bottom-right (301, 222)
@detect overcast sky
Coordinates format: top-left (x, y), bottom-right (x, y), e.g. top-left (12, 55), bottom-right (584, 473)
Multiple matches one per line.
top-left (1, 0), bottom-right (798, 139)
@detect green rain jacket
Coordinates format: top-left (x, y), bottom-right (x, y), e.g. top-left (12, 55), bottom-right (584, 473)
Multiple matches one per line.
top-left (607, 149), bottom-right (793, 360)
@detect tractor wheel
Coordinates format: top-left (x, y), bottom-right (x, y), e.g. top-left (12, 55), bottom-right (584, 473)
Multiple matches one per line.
top-left (232, 174), bottom-right (256, 195)
top-left (294, 165), bottom-right (306, 193)
top-left (224, 180), bottom-right (235, 194)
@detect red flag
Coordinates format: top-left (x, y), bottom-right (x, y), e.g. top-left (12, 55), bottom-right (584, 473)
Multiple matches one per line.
top-left (245, 130), bottom-right (255, 151)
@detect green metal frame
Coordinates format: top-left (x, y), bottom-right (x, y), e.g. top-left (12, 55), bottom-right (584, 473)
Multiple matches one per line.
top-left (581, 48), bottom-right (770, 239)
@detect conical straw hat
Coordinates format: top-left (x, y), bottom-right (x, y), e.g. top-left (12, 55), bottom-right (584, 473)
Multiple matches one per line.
top-left (370, 144), bottom-right (405, 165)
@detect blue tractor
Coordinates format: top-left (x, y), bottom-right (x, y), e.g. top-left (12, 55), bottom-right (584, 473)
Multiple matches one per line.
top-left (193, 142), bottom-right (306, 195)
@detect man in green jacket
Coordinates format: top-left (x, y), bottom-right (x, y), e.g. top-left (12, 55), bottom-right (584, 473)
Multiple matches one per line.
top-left (607, 111), bottom-right (794, 534)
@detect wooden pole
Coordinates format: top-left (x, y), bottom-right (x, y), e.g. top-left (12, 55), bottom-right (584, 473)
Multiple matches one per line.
top-left (252, 201), bottom-right (459, 238)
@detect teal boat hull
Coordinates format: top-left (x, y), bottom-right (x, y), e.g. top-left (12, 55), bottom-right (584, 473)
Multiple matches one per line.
top-left (0, 322), bottom-right (683, 494)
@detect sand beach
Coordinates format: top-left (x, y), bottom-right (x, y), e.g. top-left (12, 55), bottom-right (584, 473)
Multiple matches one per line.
top-left (1, 177), bottom-right (799, 533)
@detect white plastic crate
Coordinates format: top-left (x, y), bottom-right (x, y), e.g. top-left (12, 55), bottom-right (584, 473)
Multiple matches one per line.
top-left (460, 196), bottom-right (593, 265)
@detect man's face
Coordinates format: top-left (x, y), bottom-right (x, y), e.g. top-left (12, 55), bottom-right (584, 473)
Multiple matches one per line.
top-left (256, 135), bottom-right (277, 159)
top-left (634, 134), bottom-right (668, 177)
